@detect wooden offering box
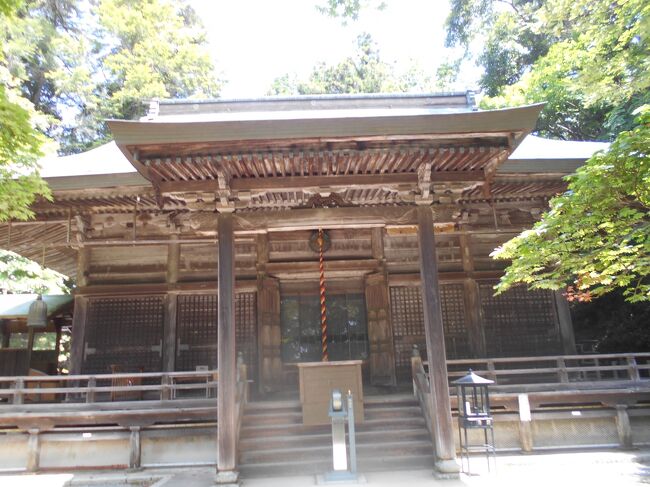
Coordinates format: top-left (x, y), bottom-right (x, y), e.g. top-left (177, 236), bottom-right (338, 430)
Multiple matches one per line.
top-left (296, 360), bottom-right (364, 426)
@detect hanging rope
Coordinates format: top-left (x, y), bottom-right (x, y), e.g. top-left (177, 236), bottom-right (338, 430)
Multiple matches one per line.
top-left (317, 228), bottom-right (329, 362)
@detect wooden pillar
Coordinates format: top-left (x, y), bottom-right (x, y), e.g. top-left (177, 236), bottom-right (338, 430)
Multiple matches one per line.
top-left (416, 206), bottom-right (459, 476)
top-left (76, 246), bottom-right (89, 288)
top-left (554, 291), bottom-right (576, 354)
top-left (70, 246), bottom-right (90, 375)
top-left (459, 233), bottom-right (485, 357)
top-left (69, 296), bottom-right (88, 375)
top-left (163, 240), bottom-right (180, 372)
top-left (216, 212), bottom-right (238, 484)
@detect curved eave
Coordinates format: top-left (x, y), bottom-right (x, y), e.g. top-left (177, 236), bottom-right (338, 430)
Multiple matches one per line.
top-left (107, 104), bottom-right (544, 147)
top-left (45, 172), bottom-right (151, 191)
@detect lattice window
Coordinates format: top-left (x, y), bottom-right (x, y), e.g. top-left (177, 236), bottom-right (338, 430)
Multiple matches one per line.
top-left (177, 294), bottom-right (218, 371)
top-left (235, 292), bottom-right (257, 380)
top-left (390, 284), bottom-right (469, 379)
top-left (478, 281), bottom-right (561, 357)
top-left (176, 293), bottom-right (257, 378)
top-left (84, 296), bottom-right (164, 374)
top-left (440, 283), bottom-right (470, 358)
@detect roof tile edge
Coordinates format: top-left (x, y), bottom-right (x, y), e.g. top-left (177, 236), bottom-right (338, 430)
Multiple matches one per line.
top-left (147, 91), bottom-right (477, 118)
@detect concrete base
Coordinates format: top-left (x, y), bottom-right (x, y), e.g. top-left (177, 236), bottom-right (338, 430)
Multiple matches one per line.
top-left (215, 469), bottom-right (239, 486)
top-left (316, 473), bottom-right (367, 484)
top-left (433, 459), bottom-right (461, 479)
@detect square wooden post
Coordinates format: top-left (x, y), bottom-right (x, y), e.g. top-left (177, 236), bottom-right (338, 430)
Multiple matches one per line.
top-left (416, 206), bottom-right (460, 476)
top-left (69, 295), bottom-right (88, 376)
top-left (554, 291), bottom-right (576, 354)
top-left (70, 246), bottom-right (90, 375)
top-left (216, 212), bottom-right (238, 484)
top-left (163, 239), bottom-right (180, 372)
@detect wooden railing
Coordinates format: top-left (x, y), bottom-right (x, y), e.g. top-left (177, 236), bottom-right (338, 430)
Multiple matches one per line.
top-left (413, 347), bottom-right (650, 452)
top-left (419, 352), bottom-right (650, 392)
top-left (0, 369), bottom-right (219, 405)
top-left (235, 352), bottom-right (249, 439)
top-left (411, 346), bottom-right (436, 445)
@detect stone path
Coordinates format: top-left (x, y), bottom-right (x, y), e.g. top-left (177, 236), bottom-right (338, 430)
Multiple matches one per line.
top-left (1, 449), bottom-right (649, 487)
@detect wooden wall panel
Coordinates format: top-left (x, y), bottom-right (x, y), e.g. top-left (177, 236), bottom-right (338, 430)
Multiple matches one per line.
top-left (257, 277), bottom-right (282, 392)
top-left (268, 229), bottom-right (372, 262)
top-left (89, 246), bottom-right (167, 284)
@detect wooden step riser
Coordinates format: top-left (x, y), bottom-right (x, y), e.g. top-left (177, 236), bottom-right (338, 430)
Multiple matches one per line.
top-left (243, 407), bottom-right (424, 426)
top-left (244, 398), bottom-right (418, 415)
top-left (241, 417), bottom-right (427, 437)
top-left (240, 430), bottom-right (431, 450)
top-left (239, 455), bottom-right (435, 478)
top-left (240, 442), bottom-right (433, 465)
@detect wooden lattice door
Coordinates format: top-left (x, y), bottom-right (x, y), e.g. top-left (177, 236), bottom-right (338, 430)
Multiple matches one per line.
top-left (83, 296), bottom-right (165, 374)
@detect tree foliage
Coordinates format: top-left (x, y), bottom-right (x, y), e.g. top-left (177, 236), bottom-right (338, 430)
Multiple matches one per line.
top-left (268, 33), bottom-right (433, 95)
top-left (316, 0), bottom-right (385, 23)
top-left (492, 107), bottom-right (650, 303)
top-left (0, 250), bottom-right (70, 294)
top-left (0, 0), bottom-right (51, 222)
top-left (445, 0), bottom-right (650, 140)
top-left (1, 0), bottom-right (220, 154)
top-left (571, 290), bottom-right (650, 353)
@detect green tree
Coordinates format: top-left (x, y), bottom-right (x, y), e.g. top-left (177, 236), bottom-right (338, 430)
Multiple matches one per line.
top-left (492, 107), bottom-right (650, 303)
top-left (445, 0), bottom-right (650, 140)
top-left (0, 250), bottom-right (70, 294)
top-left (316, 0), bottom-right (385, 23)
top-left (0, 0), bottom-right (51, 222)
top-left (269, 33), bottom-right (432, 95)
top-left (92, 0), bottom-right (220, 132)
top-left (1, 0), bottom-right (221, 154)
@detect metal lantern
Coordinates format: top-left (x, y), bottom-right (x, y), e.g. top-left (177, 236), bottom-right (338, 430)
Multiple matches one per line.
top-left (27, 295), bottom-right (48, 328)
top-left (452, 369), bottom-right (496, 474)
top-left (453, 369), bottom-right (494, 423)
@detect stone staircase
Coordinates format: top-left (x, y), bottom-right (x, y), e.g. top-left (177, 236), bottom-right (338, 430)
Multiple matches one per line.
top-left (238, 393), bottom-right (435, 477)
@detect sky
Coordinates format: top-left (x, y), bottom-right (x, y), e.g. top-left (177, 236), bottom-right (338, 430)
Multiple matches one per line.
top-left (190, 0), bottom-right (476, 98)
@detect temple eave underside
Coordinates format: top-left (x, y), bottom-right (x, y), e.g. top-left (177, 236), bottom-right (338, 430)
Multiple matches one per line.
top-left (2, 137), bottom-right (566, 280)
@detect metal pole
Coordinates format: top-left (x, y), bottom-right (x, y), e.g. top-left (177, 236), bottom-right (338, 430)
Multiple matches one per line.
top-left (347, 391), bottom-right (357, 475)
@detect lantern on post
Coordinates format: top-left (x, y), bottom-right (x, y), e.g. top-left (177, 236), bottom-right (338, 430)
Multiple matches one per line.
top-left (27, 295), bottom-right (48, 328)
top-left (452, 369), bottom-right (496, 474)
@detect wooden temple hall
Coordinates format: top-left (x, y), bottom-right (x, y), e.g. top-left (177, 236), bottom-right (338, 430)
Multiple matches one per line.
top-left (0, 92), bottom-right (622, 479)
